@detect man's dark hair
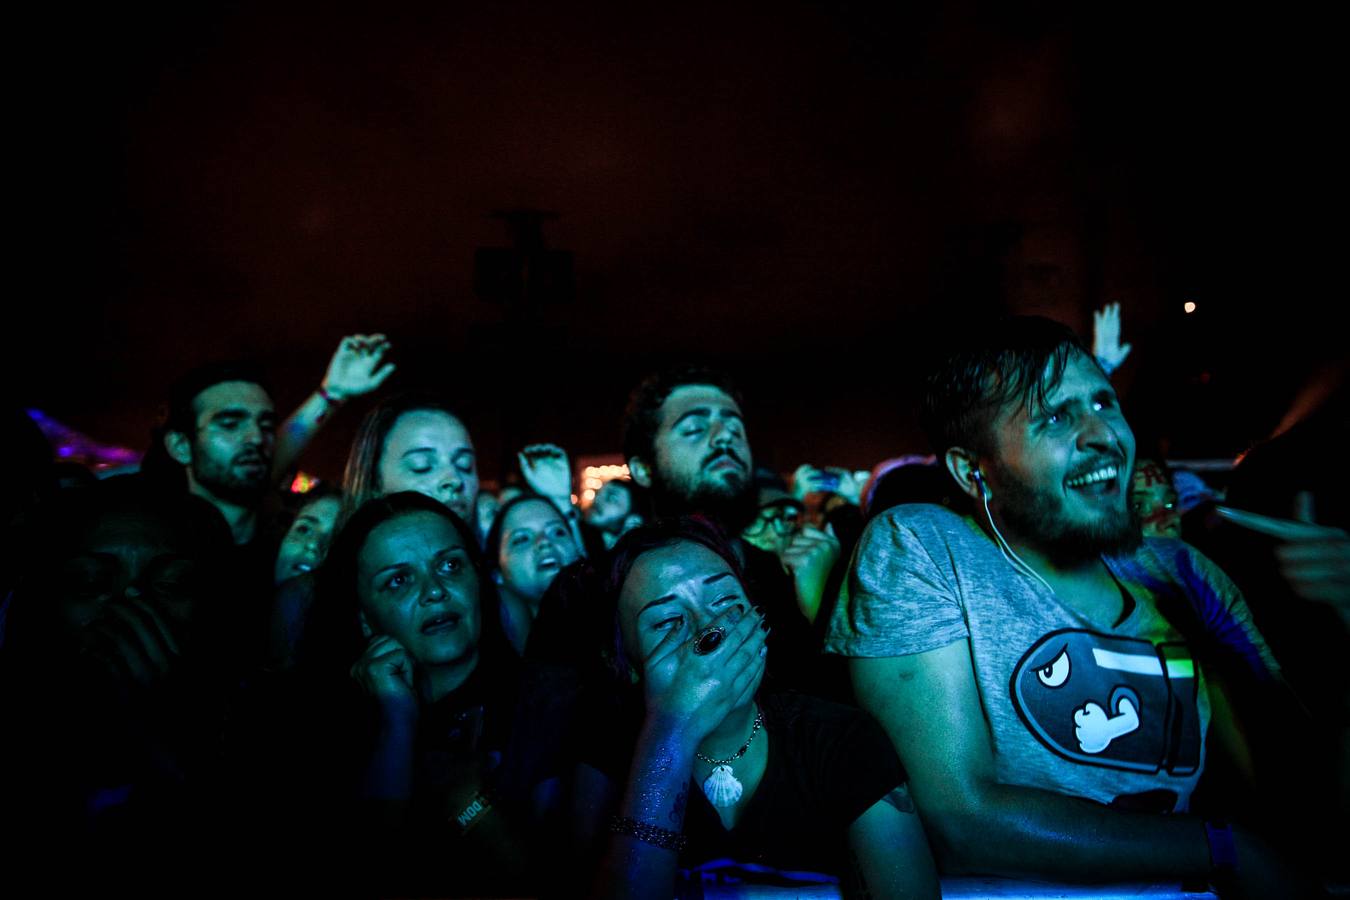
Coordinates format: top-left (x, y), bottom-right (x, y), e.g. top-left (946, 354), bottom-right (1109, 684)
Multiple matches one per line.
top-left (919, 316), bottom-right (1096, 457)
top-left (141, 361), bottom-right (273, 488)
top-left (163, 361), bottom-right (273, 436)
top-left (621, 365), bottom-right (745, 465)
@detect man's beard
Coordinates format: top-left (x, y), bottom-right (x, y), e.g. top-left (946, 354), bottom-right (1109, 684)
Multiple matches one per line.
top-left (648, 457), bottom-right (758, 534)
top-left (193, 451), bottom-right (271, 507)
top-left (991, 460), bottom-right (1142, 566)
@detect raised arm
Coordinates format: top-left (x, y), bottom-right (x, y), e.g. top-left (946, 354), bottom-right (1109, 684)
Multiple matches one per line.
top-left (273, 334), bottom-right (395, 481)
top-left (850, 642), bottom-right (1293, 897)
top-left (518, 443), bottom-right (587, 555)
top-left (1091, 302), bottom-right (1133, 377)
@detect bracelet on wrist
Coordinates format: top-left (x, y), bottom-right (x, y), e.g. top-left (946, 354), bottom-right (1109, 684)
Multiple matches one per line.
top-left (318, 384), bottom-right (344, 406)
top-left (609, 815), bottom-right (686, 852)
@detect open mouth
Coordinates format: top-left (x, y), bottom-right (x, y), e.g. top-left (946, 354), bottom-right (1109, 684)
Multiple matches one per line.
top-left (1065, 463), bottom-right (1120, 495)
top-left (291, 561), bottom-right (314, 574)
top-left (536, 555), bottom-right (562, 573)
top-left (421, 612), bottom-right (461, 634)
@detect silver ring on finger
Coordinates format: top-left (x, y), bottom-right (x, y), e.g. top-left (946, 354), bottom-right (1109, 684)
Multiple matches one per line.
top-left (692, 625), bottom-right (727, 656)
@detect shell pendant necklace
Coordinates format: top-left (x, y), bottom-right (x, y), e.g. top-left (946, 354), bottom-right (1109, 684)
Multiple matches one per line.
top-left (695, 708), bottom-right (764, 809)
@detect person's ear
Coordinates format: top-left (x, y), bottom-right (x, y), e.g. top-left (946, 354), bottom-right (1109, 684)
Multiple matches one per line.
top-left (358, 610), bottom-right (374, 640)
top-left (945, 448), bottom-right (986, 502)
top-left (164, 430), bottom-right (193, 467)
top-left (627, 457), bottom-right (653, 489)
top-left (492, 570), bottom-right (504, 586)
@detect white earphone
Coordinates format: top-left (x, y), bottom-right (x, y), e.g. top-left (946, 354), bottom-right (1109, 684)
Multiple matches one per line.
top-left (973, 467), bottom-right (1054, 595)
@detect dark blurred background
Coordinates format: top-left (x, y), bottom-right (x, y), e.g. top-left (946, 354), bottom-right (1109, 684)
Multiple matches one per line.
top-left (10, 1), bottom-right (1341, 483)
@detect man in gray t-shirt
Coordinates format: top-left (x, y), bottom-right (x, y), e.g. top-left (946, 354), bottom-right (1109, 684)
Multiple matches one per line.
top-left (829, 316), bottom-right (1296, 896)
top-left (827, 503), bottom-right (1275, 811)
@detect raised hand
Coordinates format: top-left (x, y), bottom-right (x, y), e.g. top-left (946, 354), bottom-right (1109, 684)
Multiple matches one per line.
top-left (1092, 302), bottom-right (1133, 376)
top-left (791, 464), bottom-right (831, 499)
top-left (792, 464), bottom-right (867, 505)
top-left (321, 333), bottom-right (396, 402)
top-left (641, 605), bottom-right (767, 744)
top-left (780, 523), bottom-right (841, 623)
top-left (518, 443), bottom-right (573, 502)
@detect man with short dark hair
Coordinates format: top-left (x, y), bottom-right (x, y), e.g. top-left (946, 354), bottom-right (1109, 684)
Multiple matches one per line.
top-left (151, 365), bottom-right (278, 546)
top-left (825, 317), bottom-right (1297, 896)
top-left (140, 337), bottom-right (393, 669)
top-left (622, 366), bottom-right (756, 529)
top-left (147, 335), bottom-right (394, 545)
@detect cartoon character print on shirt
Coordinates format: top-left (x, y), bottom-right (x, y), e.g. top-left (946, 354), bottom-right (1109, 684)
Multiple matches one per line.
top-left (1010, 629), bottom-right (1201, 775)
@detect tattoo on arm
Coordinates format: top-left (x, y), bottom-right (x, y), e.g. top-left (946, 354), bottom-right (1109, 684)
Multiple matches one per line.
top-left (669, 785), bottom-right (688, 825)
top-left (882, 783), bottom-right (916, 815)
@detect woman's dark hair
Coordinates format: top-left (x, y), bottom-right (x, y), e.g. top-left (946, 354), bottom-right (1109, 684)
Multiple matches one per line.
top-left (599, 515), bottom-right (749, 679)
top-left (341, 394), bottom-right (470, 523)
top-left (304, 491), bottom-right (507, 680)
top-left (483, 492), bottom-right (570, 571)
top-left (919, 315), bottom-right (1096, 457)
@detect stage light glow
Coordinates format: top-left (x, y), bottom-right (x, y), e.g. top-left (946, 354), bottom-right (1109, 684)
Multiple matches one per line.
top-left (290, 472), bottom-right (319, 493)
top-left (1184, 301), bottom-right (1197, 314)
top-left (579, 464), bottom-right (631, 509)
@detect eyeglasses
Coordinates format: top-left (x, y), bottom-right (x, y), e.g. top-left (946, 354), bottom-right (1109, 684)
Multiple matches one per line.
top-left (744, 502), bottom-right (804, 536)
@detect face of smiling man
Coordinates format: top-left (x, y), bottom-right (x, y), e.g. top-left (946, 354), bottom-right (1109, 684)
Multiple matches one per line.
top-left (982, 350), bottom-right (1140, 564)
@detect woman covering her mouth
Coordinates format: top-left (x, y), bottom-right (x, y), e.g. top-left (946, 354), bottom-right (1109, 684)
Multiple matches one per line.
top-left (575, 516), bottom-right (940, 899)
top-left (291, 491), bottom-right (536, 896)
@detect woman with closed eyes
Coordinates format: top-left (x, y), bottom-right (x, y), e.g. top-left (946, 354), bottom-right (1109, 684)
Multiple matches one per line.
top-left (575, 516), bottom-right (939, 899)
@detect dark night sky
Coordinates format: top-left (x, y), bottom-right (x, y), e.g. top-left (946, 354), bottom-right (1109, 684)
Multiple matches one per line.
top-left (12, 2), bottom-right (1341, 482)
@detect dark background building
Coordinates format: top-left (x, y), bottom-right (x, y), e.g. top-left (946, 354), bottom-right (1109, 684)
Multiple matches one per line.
top-left (11, 1), bottom-right (1340, 482)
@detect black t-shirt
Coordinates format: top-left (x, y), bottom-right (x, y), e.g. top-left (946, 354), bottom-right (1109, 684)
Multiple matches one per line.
top-left (586, 692), bottom-right (906, 878)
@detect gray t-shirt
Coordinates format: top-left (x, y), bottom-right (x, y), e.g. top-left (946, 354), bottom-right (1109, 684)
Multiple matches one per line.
top-left (824, 504), bottom-right (1277, 812)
